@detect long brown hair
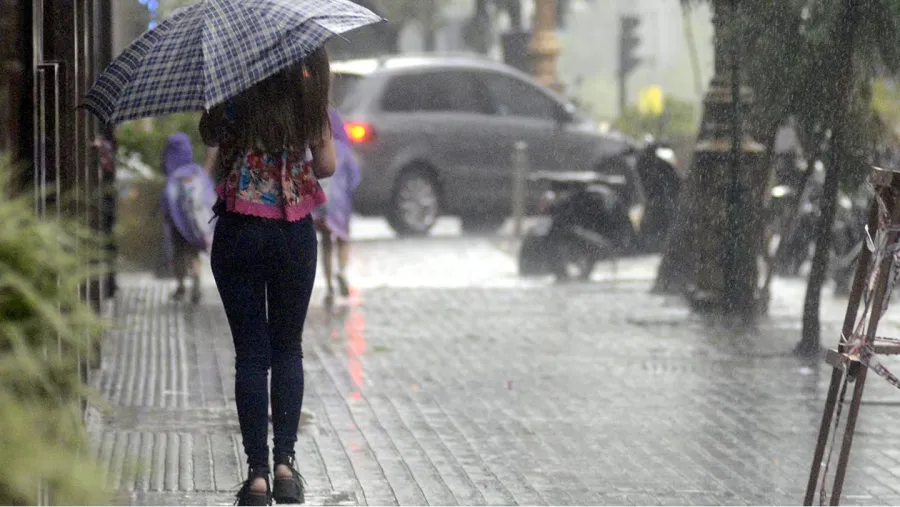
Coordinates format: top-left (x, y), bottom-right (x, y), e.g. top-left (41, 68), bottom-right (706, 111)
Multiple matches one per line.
top-left (229, 47), bottom-right (331, 152)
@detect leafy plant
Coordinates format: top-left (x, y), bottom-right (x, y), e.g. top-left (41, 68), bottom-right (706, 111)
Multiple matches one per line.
top-left (0, 154), bottom-right (109, 505)
top-left (871, 78), bottom-right (900, 139)
top-left (116, 177), bottom-right (166, 273)
top-left (117, 112), bottom-right (205, 174)
top-left (614, 95), bottom-right (699, 140)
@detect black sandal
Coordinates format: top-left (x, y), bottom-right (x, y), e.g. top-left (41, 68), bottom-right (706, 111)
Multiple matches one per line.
top-left (235, 467), bottom-right (272, 506)
top-left (273, 455), bottom-right (306, 504)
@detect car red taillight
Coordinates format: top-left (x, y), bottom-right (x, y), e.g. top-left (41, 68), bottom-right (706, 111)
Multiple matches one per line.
top-left (538, 190), bottom-right (556, 213)
top-left (344, 122), bottom-right (375, 144)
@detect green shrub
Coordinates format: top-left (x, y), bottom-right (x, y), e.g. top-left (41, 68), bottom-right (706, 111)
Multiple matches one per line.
top-left (614, 95), bottom-right (699, 141)
top-left (117, 177), bottom-right (166, 273)
top-left (117, 112), bottom-right (205, 174)
top-left (0, 155), bottom-right (109, 505)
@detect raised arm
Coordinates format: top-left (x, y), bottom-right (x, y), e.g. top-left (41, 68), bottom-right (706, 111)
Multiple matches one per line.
top-left (199, 105), bottom-right (225, 147)
top-left (203, 147), bottom-right (219, 176)
top-left (310, 132), bottom-right (336, 179)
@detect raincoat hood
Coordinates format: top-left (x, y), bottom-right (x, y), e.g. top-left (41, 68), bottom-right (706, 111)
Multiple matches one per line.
top-left (160, 132), bottom-right (216, 253)
top-left (163, 133), bottom-right (195, 175)
top-left (330, 108), bottom-right (349, 145)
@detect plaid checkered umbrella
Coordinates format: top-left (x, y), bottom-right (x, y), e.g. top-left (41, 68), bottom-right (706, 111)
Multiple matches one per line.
top-left (82, 0), bottom-right (382, 125)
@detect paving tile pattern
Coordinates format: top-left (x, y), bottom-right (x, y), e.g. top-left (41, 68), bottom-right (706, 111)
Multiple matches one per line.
top-left (88, 245), bottom-right (900, 505)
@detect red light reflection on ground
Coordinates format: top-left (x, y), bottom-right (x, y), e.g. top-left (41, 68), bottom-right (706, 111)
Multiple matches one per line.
top-left (345, 292), bottom-right (366, 399)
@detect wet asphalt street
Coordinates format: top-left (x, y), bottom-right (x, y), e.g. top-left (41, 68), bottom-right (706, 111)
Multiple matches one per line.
top-left (89, 217), bottom-right (900, 506)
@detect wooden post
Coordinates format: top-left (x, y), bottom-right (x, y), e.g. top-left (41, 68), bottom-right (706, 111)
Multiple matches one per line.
top-left (803, 166), bottom-right (900, 505)
top-left (530, 0), bottom-right (560, 91)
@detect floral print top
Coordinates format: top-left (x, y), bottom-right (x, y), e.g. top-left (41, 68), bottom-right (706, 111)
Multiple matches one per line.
top-left (214, 102), bottom-right (326, 222)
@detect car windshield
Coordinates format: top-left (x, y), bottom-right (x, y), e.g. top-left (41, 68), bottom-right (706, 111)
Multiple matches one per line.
top-left (331, 72), bottom-right (364, 110)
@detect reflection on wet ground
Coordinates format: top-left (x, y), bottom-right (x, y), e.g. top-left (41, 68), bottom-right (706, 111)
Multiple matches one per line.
top-left (90, 218), bottom-right (900, 505)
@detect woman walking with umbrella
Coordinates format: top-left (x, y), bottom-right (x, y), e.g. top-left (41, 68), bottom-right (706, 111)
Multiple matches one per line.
top-left (202, 50), bottom-right (334, 505)
top-left (83, 2), bottom-right (382, 505)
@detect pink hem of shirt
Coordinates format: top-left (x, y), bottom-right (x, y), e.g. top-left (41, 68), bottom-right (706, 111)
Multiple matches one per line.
top-left (216, 183), bottom-right (326, 222)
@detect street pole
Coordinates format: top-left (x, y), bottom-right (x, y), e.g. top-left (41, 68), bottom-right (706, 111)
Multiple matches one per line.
top-left (724, 0), bottom-right (743, 317)
top-left (512, 141), bottom-right (528, 240)
top-left (653, 0), bottom-right (767, 317)
top-left (530, 0), bottom-right (560, 91)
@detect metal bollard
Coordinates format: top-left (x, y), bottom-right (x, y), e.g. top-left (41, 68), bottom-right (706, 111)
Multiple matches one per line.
top-left (512, 141), bottom-right (528, 239)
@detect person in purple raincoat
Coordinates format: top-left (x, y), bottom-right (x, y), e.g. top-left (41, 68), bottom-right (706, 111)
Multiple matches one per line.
top-left (161, 133), bottom-right (217, 303)
top-left (312, 108), bottom-right (361, 305)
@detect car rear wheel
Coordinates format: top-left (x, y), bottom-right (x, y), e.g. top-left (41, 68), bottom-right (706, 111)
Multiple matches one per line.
top-left (388, 168), bottom-right (440, 236)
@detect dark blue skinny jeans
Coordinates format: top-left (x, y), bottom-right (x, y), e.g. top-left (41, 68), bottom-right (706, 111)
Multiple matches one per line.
top-left (211, 210), bottom-right (317, 473)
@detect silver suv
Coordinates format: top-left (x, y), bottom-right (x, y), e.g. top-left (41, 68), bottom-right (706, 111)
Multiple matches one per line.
top-left (331, 54), bottom-right (632, 235)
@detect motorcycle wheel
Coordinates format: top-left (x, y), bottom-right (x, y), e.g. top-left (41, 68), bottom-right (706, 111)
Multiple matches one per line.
top-left (551, 240), bottom-right (599, 282)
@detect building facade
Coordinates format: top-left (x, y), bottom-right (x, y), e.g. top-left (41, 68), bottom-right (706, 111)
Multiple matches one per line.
top-left (1, 0), bottom-right (114, 344)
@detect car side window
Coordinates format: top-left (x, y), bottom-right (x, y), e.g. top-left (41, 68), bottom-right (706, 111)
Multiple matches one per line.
top-left (380, 71), bottom-right (492, 114)
top-left (483, 73), bottom-right (560, 120)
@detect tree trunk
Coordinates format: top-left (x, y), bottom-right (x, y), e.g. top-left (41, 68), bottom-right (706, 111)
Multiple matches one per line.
top-left (797, 0), bottom-right (861, 356)
top-left (653, 1), bottom-right (722, 296)
top-left (654, 1), bottom-right (768, 309)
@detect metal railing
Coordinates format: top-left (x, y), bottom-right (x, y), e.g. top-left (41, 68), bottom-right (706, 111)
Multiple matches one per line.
top-left (30, 0), bottom-right (110, 502)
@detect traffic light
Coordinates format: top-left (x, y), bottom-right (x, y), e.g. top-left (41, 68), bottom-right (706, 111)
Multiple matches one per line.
top-left (617, 15), bottom-right (641, 114)
top-left (618, 15), bottom-right (641, 78)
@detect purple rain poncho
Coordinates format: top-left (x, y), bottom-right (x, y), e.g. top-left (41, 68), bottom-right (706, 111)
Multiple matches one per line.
top-left (312, 109), bottom-right (361, 241)
top-left (160, 133), bottom-right (217, 260)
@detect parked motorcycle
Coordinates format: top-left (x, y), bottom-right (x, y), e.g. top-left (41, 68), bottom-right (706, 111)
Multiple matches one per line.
top-left (766, 162), bottom-right (823, 276)
top-left (831, 188), bottom-right (870, 295)
top-left (517, 135), bottom-right (681, 281)
top-left (765, 159), bottom-right (872, 294)
top-left (517, 171), bottom-right (643, 281)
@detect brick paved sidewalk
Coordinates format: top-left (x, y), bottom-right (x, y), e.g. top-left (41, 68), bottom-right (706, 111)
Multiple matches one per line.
top-left (89, 239), bottom-right (900, 506)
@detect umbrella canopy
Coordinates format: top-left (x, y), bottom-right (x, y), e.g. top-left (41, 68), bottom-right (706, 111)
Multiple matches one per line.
top-left (83, 0), bottom-right (382, 125)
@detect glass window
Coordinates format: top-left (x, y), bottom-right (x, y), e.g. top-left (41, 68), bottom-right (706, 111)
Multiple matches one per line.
top-left (331, 72), bottom-right (364, 109)
top-left (380, 71), bottom-right (492, 114)
top-left (483, 73), bottom-right (560, 120)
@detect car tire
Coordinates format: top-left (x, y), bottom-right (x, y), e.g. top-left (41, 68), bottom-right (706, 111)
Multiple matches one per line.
top-left (460, 214), bottom-right (507, 234)
top-left (387, 166), bottom-right (440, 236)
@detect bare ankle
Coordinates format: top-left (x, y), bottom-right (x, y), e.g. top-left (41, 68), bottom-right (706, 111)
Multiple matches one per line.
top-left (249, 476), bottom-right (268, 493)
top-left (275, 463), bottom-right (293, 478)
